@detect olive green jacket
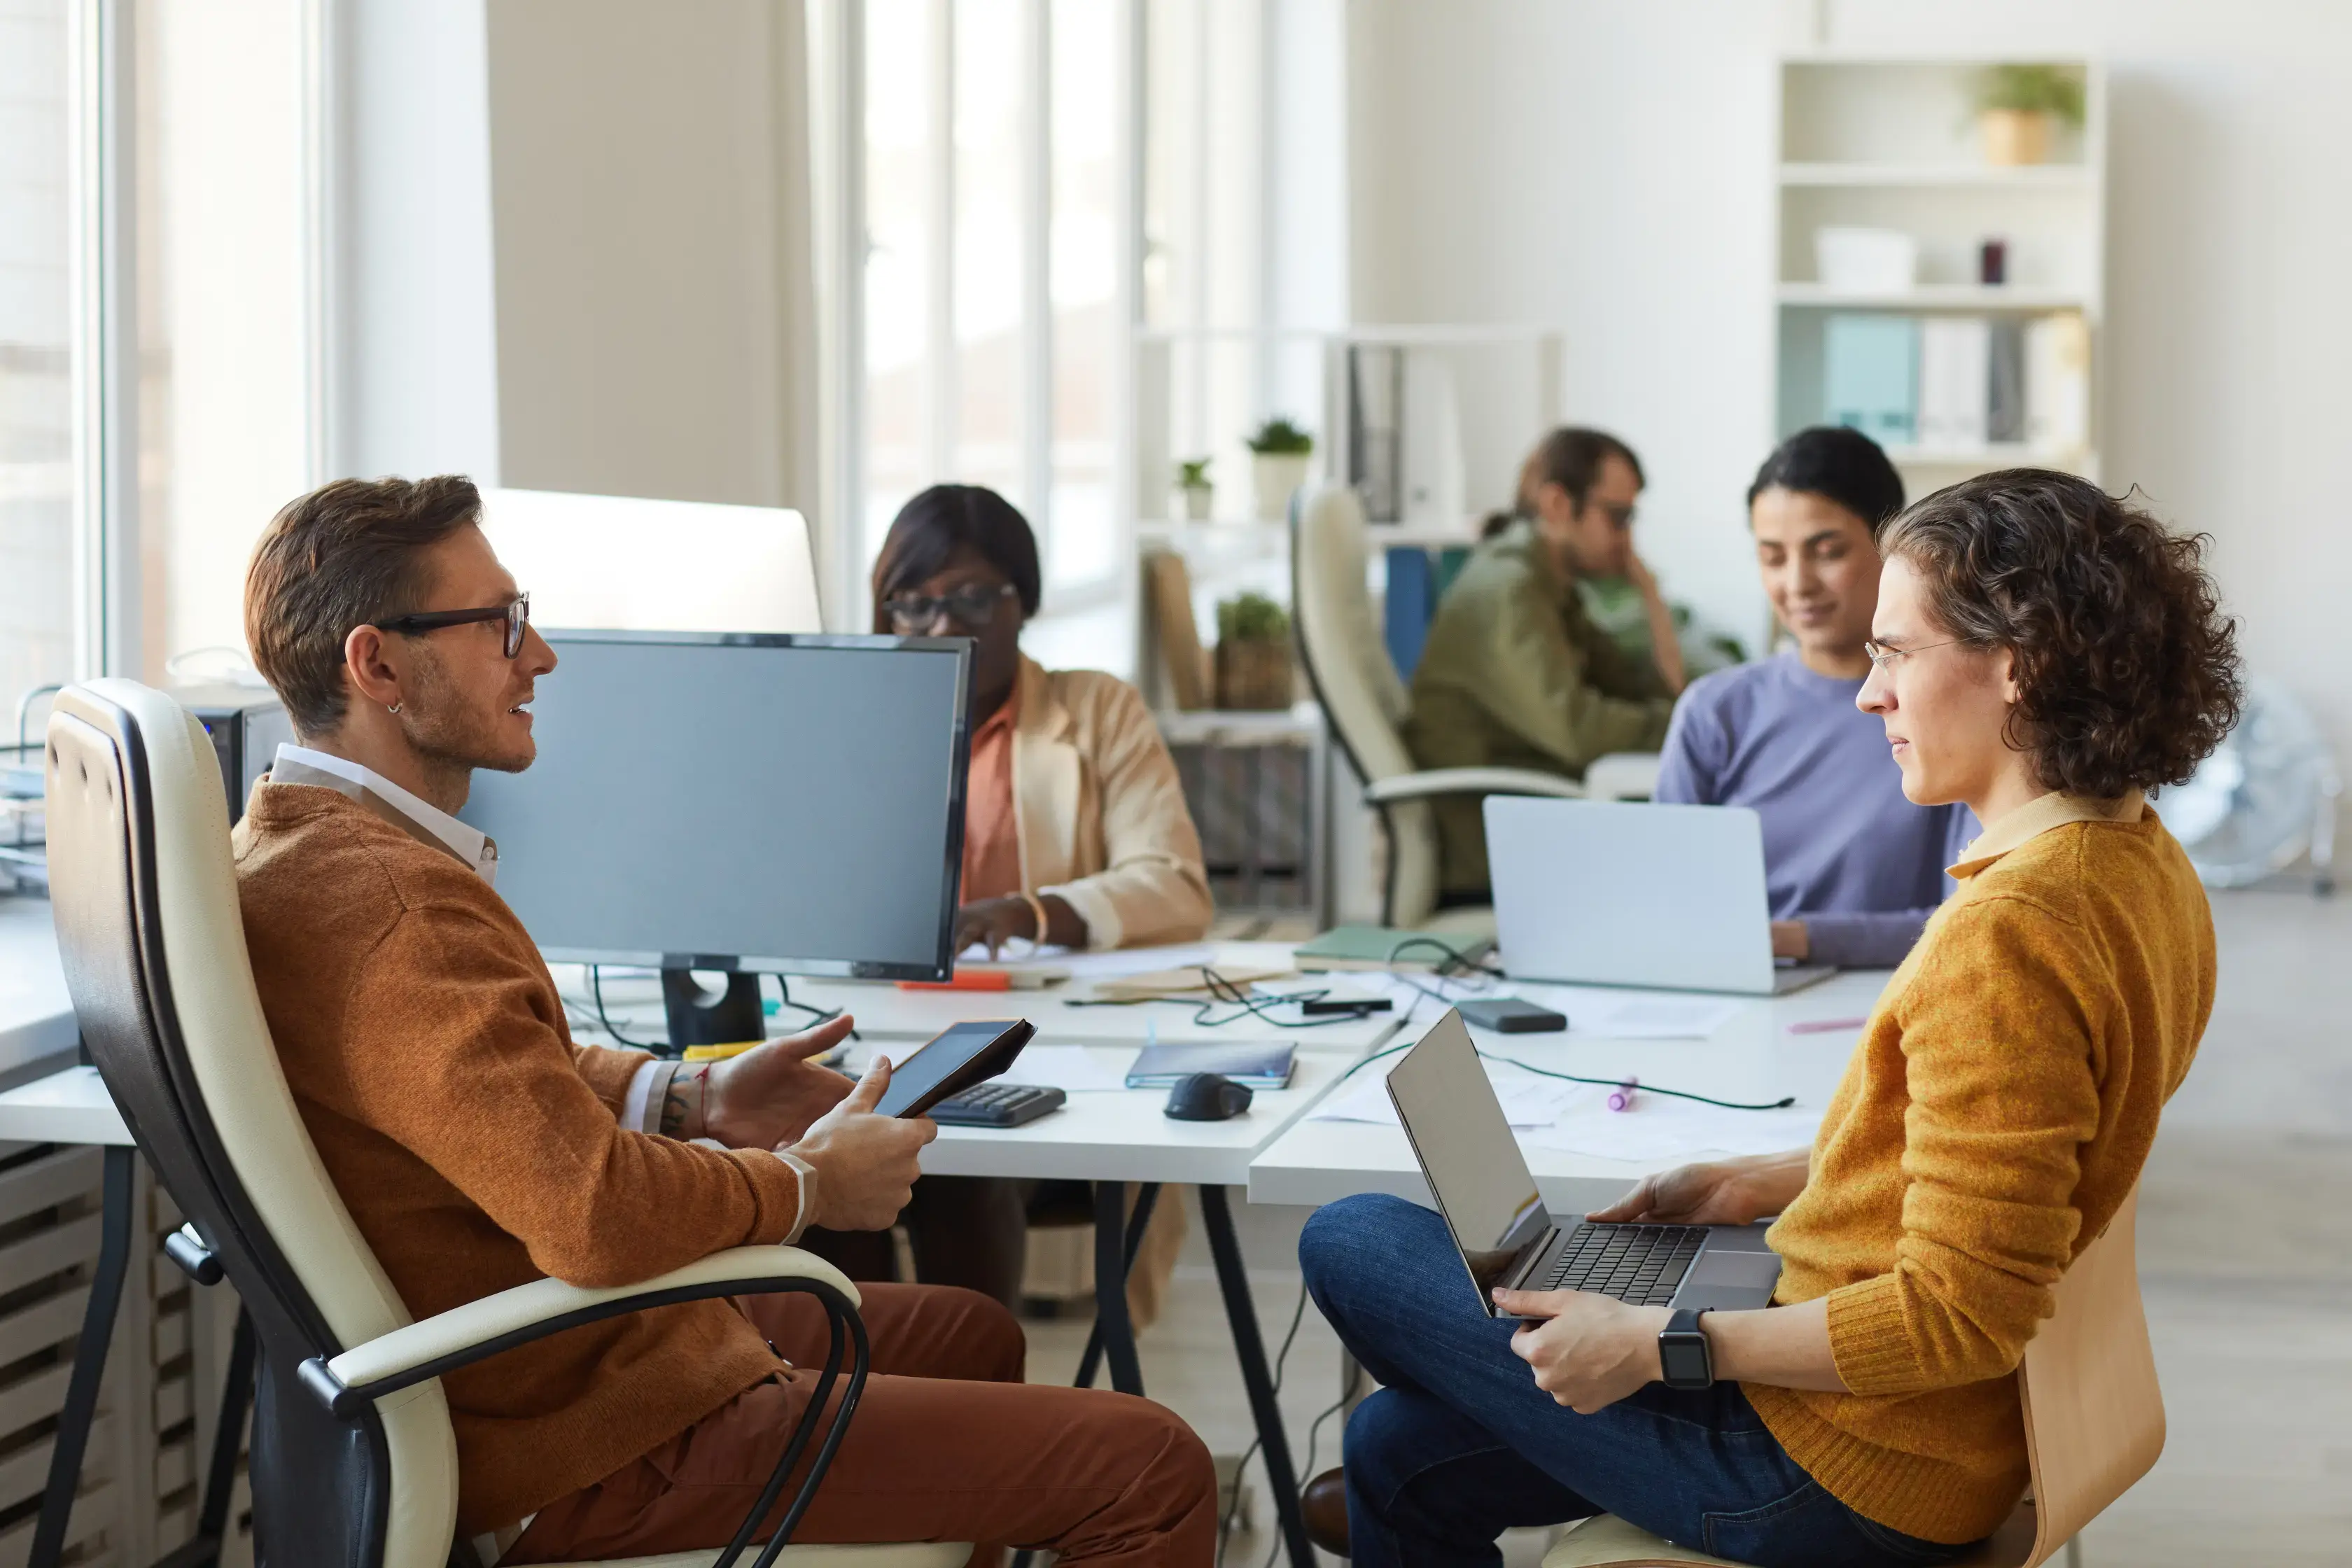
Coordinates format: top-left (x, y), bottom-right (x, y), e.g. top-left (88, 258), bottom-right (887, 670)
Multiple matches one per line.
top-left (1400, 520), bottom-right (1674, 898)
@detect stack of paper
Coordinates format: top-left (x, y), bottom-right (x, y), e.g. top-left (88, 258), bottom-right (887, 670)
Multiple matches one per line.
top-left (1522, 1100), bottom-right (1819, 1164)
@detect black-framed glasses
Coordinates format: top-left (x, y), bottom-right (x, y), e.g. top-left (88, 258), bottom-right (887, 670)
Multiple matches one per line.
top-left (377, 592), bottom-right (532, 659)
top-left (883, 582), bottom-right (1016, 632)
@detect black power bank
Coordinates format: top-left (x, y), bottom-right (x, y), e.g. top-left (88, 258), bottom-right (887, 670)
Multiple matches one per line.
top-left (1456, 997), bottom-right (1567, 1034)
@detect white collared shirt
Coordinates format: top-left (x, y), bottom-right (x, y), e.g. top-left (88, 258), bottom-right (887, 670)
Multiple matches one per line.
top-left (270, 743), bottom-right (500, 886)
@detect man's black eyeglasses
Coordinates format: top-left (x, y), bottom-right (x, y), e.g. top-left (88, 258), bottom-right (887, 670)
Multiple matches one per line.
top-left (377, 592), bottom-right (533, 659)
top-left (883, 582), bottom-right (1017, 632)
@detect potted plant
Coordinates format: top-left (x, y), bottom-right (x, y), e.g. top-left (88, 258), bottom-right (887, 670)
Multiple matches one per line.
top-left (1969, 64), bottom-right (2085, 167)
top-left (1172, 456), bottom-right (1214, 522)
top-left (1245, 417), bottom-right (1315, 521)
top-left (1214, 592), bottom-right (1294, 710)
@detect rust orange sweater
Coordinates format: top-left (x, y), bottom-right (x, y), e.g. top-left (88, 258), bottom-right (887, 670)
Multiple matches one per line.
top-left (234, 784), bottom-right (802, 1533)
top-left (1747, 794), bottom-right (2212, 1544)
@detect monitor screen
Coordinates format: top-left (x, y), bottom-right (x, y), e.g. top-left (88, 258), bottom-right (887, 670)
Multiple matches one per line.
top-left (460, 631), bottom-right (971, 979)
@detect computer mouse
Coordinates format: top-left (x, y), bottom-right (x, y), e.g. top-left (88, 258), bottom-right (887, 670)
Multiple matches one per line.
top-left (1164, 1071), bottom-right (1254, 1121)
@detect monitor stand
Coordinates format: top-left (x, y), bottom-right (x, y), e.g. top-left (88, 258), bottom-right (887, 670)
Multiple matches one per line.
top-left (660, 967), bottom-right (764, 1050)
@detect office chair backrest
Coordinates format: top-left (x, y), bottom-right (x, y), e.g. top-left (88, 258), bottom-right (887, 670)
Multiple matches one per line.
top-left (1293, 484), bottom-right (1445, 923)
top-left (46, 680), bottom-right (456, 1568)
top-left (2016, 1182), bottom-right (2164, 1567)
top-left (1292, 484), bottom-right (1413, 781)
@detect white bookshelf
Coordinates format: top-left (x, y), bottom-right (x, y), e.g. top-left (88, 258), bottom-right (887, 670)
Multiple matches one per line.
top-left (1772, 55), bottom-right (2108, 486)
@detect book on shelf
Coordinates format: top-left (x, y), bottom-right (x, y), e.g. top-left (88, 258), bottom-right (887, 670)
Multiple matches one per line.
top-left (1347, 344), bottom-right (1406, 523)
top-left (1987, 319), bottom-right (2027, 444)
top-left (1824, 314), bottom-right (1919, 445)
top-left (1918, 316), bottom-right (1991, 449)
top-left (1144, 550), bottom-right (1208, 710)
top-left (2024, 312), bottom-right (2092, 454)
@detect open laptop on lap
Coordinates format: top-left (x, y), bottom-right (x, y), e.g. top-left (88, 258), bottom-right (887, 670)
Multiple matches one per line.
top-left (1485, 796), bottom-right (1835, 996)
top-left (1386, 1010), bottom-right (1782, 1322)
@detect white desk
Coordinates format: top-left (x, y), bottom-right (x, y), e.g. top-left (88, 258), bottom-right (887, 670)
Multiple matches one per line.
top-left (1247, 969), bottom-right (1893, 1214)
top-left (0, 897), bottom-right (77, 1078)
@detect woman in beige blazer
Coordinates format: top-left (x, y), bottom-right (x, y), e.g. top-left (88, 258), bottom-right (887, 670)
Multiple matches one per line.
top-left (799, 484), bottom-right (1211, 1312)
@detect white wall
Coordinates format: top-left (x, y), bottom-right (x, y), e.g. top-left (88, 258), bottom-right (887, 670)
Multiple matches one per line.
top-left (483, 0), bottom-right (818, 513)
top-left (1348, 0), bottom-right (2352, 815)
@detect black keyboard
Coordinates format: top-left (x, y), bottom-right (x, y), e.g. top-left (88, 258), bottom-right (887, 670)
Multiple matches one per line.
top-left (1539, 1222), bottom-right (1708, 1306)
top-left (930, 1083), bottom-right (1066, 1128)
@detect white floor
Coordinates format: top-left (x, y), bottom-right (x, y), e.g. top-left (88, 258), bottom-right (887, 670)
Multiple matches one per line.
top-left (1021, 884), bottom-right (2352, 1567)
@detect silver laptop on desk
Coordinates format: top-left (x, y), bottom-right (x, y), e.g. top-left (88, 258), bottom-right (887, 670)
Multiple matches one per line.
top-left (1485, 796), bottom-right (1835, 996)
top-left (1387, 1010), bottom-right (1782, 1321)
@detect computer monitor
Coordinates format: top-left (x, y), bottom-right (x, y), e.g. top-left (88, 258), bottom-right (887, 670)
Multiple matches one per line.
top-left (481, 488), bottom-right (826, 634)
top-left (458, 630), bottom-right (972, 1042)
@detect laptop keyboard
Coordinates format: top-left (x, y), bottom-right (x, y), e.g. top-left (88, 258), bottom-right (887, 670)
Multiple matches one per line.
top-left (1539, 1223), bottom-right (1708, 1306)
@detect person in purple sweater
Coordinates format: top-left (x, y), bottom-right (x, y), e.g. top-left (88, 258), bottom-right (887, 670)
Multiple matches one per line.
top-left (1656, 428), bottom-right (1975, 970)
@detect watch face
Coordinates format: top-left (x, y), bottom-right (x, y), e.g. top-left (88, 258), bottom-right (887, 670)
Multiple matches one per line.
top-left (1659, 1336), bottom-right (1712, 1387)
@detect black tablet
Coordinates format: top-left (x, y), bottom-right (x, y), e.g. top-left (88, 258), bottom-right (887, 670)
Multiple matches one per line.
top-left (872, 1019), bottom-right (1037, 1119)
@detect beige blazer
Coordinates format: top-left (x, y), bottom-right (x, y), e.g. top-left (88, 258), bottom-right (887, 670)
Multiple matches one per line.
top-left (1009, 654), bottom-right (1214, 949)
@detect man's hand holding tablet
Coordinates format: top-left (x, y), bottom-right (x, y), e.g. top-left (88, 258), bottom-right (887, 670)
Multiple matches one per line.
top-left (790, 1055), bottom-right (937, 1231)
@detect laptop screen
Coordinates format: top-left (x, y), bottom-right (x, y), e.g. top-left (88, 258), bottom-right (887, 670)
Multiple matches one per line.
top-left (1385, 1011), bottom-right (1550, 1297)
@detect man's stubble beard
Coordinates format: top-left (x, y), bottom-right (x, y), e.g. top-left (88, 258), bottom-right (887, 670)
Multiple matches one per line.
top-left (400, 646), bottom-right (534, 786)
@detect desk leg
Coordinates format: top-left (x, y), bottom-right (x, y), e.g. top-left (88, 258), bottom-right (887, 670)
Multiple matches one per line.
top-left (31, 1144), bottom-right (134, 1568)
top-left (1200, 1185), bottom-right (1312, 1568)
top-left (1088, 1181), bottom-right (1148, 1396)
top-left (1074, 1182), bottom-right (1161, 1392)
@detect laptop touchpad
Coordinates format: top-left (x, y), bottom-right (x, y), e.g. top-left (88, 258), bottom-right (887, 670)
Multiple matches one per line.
top-left (1688, 1251), bottom-right (1782, 1290)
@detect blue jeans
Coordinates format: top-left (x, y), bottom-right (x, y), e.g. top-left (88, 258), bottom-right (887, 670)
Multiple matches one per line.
top-left (1298, 1194), bottom-right (1974, 1568)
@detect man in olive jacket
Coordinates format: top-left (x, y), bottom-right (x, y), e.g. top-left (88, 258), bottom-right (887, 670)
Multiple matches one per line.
top-left (1402, 429), bottom-right (1679, 902)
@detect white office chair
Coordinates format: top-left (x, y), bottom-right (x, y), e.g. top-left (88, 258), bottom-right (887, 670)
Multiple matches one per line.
top-left (1544, 1186), bottom-right (2161, 1568)
top-left (43, 678), bottom-right (965, 1568)
top-left (1290, 484), bottom-right (1659, 929)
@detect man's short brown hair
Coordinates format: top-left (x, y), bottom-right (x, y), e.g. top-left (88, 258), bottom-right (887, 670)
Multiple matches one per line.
top-left (245, 475), bottom-right (484, 736)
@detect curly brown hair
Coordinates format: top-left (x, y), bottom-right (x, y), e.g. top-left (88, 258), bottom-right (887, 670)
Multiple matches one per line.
top-left (1877, 469), bottom-right (2244, 799)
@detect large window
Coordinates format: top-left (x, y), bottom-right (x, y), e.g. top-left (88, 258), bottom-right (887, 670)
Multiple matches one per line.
top-left (855, 0), bottom-right (1128, 610)
top-left (0, 0), bottom-right (76, 715)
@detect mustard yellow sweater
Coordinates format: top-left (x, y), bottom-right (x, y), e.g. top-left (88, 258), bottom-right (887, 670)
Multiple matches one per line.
top-left (1746, 793), bottom-right (2213, 1544)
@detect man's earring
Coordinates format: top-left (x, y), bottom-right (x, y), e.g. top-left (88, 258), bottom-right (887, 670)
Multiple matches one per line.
top-left (387, 702), bottom-right (402, 715)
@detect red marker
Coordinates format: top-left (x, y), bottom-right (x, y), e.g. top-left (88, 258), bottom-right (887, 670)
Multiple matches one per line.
top-left (1607, 1077), bottom-right (1638, 1112)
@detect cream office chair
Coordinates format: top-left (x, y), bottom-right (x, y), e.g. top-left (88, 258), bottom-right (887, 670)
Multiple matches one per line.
top-left (1290, 484), bottom-right (1660, 929)
top-left (1544, 1186), bottom-right (2163, 1568)
top-left (43, 679), bottom-right (965, 1568)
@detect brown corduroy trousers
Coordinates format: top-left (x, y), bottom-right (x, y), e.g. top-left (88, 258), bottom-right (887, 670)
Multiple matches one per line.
top-left (505, 1283), bottom-right (1216, 1567)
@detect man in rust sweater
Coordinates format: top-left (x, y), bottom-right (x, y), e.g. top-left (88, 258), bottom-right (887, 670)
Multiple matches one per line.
top-left (234, 475), bottom-right (1214, 1565)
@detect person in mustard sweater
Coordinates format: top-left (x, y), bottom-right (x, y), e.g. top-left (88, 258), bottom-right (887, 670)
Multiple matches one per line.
top-left (1296, 468), bottom-right (2242, 1567)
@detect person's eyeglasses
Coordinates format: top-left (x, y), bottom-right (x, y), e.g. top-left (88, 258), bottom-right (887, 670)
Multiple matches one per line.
top-left (1861, 638), bottom-right (1957, 672)
top-left (377, 593), bottom-right (533, 659)
top-left (1596, 502), bottom-right (1637, 531)
top-left (883, 582), bottom-right (1017, 632)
